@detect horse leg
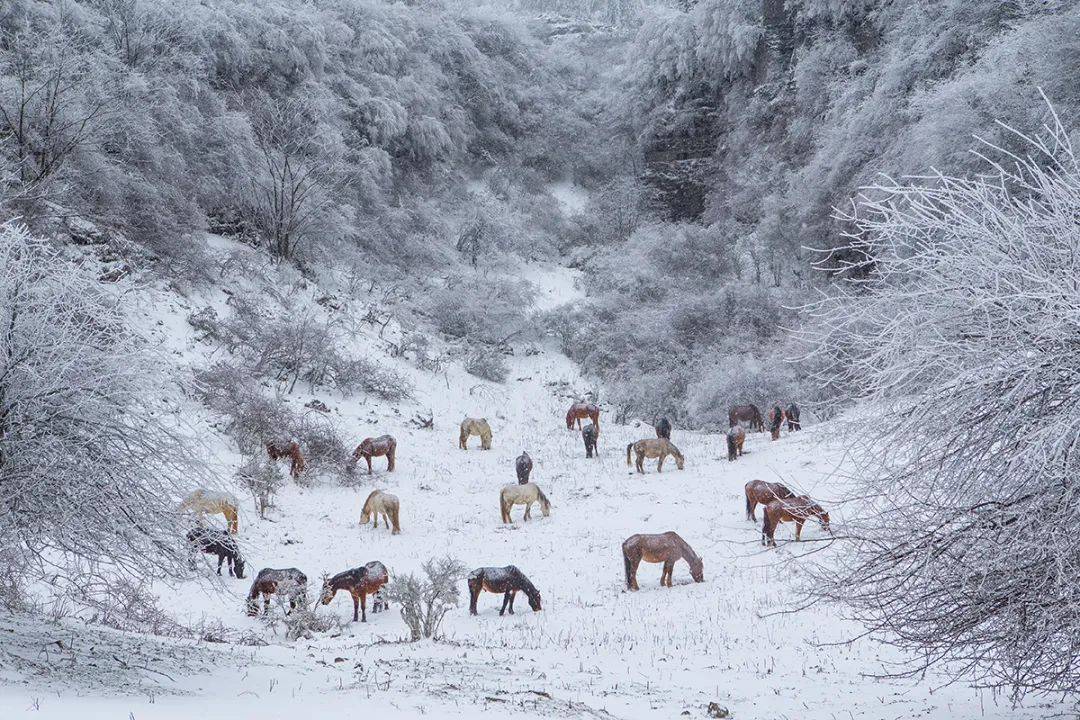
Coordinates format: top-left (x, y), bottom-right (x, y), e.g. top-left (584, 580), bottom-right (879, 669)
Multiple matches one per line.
top-left (468, 580), bottom-right (481, 615)
top-left (217, 554), bottom-right (225, 575)
top-left (795, 519), bottom-right (804, 542)
top-left (507, 591), bottom-right (516, 615)
top-left (263, 594), bottom-right (271, 616)
top-left (499, 592), bottom-right (511, 616)
top-left (636, 453), bottom-right (644, 474)
top-left (657, 454), bottom-right (664, 473)
top-left (524, 502), bottom-right (531, 521)
top-left (662, 561), bottom-right (674, 587)
top-left (366, 456), bottom-right (373, 475)
top-left (360, 592), bottom-right (368, 623)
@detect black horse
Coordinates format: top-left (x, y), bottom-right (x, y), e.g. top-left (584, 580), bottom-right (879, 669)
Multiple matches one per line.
top-left (515, 451), bottom-right (533, 484)
top-left (654, 417), bottom-right (672, 440)
top-left (786, 403), bottom-right (801, 431)
top-left (582, 422), bottom-right (598, 458)
top-left (468, 565), bottom-right (542, 616)
top-left (769, 405), bottom-right (784, 440)
top-left (187, 527), bottom-right (246, 579)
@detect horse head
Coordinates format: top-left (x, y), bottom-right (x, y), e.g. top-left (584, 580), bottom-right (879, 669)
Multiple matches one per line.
top-left (525, 585), bottom-right (542, 612)
top-left (690, 555), bottom-right (704, 583)
top-left (233, 556), bottom-right (247, 579)
top-left (319, 574), bottom-right (336, 605)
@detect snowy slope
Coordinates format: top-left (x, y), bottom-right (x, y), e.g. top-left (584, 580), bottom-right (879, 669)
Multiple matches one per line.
top-left (0, 258), bottom-right (1069, 719)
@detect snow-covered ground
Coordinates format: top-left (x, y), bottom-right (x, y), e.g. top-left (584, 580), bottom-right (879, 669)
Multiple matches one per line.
top-left (0, 259), bottom-right (1070, 719)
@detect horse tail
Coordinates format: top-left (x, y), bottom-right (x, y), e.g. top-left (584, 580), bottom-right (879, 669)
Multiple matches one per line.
top-left (745, 492), bottom-right (753, 520)
top-left (626, 443), bottom-right (633, 466)
top-left (726, 433), bottom-right (736, 461)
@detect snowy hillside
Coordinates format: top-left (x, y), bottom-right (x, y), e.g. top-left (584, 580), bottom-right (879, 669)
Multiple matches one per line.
top-left (0, 254), bottom-right (1067, 720)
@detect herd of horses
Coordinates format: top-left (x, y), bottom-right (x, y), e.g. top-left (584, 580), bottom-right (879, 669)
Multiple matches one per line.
top-left (181, 398), bottom-right (828, 621)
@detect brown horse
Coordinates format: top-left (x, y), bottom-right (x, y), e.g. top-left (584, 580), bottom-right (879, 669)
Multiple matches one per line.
top-left (468, 566), bottom-right (542, 615)
top-left (246, 567), bottom-right (307, 616)
top-left (266, 439), bottom-right (305, 479)
top-left (622, 532), bottom-right (703, 590)
top-left (565, 402), bottom-right (599, 431)
top-left (726, 424), bottom-right (745, 462)
top-left (515, 451), bottom-right (533, 484)
top-left (761, 496), bottom-right (831, 547)
top-left (728, 404), bottom-right (764, 432)
top-left (744, 480), bottom-right (795, 521)
top-left (768, 405), bottom-right (785, 441)
top-left (352, 435), bottom-right (396, 474)
top-left (320, 561), bottom-right (389, 622)
top-left (626, 438), bottom-right (684, 473)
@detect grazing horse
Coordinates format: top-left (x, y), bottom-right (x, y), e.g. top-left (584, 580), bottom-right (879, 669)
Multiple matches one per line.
top-left (179, 489), bottom-right (240, 534)
top-left (626, 438), bottom-right (685, 474)
top-left (320, 561), bottom-right (389, 622)
top-left (582, 422), bottom-right (598, 458)
top-left (360, 489), bottom-right (401, 534)
top-left (565, 402), bottom-right (600, 431)
top-left (744, 480), bottom-right (795, 521)
top-left (768, 405), bottom-right (784, 440)
top-left (459, 417), bottom-right (492, 450)
top-left (655, 417), bottom-right (672, 440)
top-left (468, 566), bottom-right (542, 615)
top-left (786, 403), bottom-right (801, 431)
top-left (762, 496), bottom-right (831, 547)
top-left (726, 424), bottom-right (746, 462)
top-left (728, 404), bottom-right (764, 433)
top-left (500, 482), bottom-right (551, 523)
top-left (352, 434), bottom-right (396, 474)
top-left (187, 527), bottom-right (246, 578)
top-left (622, 532), bottom-right (704, 590)
top-left (515, 451), bottom-right (533, 484)
top-left (266, 439), bottom-right (305, 479)
top-left (246, 568), bottom-right (307, 616)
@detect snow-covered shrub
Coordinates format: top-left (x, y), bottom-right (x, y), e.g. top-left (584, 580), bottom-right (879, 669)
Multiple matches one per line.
top-left (0, 223), bottom-right (198, 602)
top-left (387, 556), bottom-right (466, 641)
top-left (463, 348), bottom-right (510, 383)
top-left (808, 111), bottom-right (1080, 696)
top-left (420, 276), bottom-right (535, 345)
top-left (237, 454), bottom-right (285, 518)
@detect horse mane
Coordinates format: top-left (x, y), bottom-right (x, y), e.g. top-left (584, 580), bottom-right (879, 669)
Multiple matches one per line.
top-left (668, 532), bottom-right (699, 563)
top-left (667, 441), bottom-right (684, 460)
top-left (535, 485), bottom-right (550, 510)
top-left (513, 569), bottom-right (541, 604)
top-left (362, 489), bottom-right (381, 512)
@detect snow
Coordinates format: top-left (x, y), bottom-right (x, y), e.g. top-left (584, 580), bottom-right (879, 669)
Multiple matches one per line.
top-left (0, 262), bottom-right (1070, 719)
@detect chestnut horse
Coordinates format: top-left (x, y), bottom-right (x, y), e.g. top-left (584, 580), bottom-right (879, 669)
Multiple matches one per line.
top-left (726, 424), bottom-right (745, 462)
top-left (744, 480), bottom-right (795, 521)
top-left (320, 561), bottom-right (389, 622)
top-left (582, 422), bottom-right (598, 458)
top-left (768, 405), bottom-right (785, 441)
top-left (266, 439), bottom-right (305, 479)
top-left (626, 438), bottom-right (684, 474)
top-left (655, 417), bottom-right (672, 440)
top-left (179, 489), bottom-right (240, 534)
top-left (352, 434), bottom-right (396, 474)
top-left (786, 403), bottom-right (801, 431)
top-left (565, 402), bottom-right (599, 431)
top-left (468, 566), bottom-right (542, 615)
top-left (246, 567), bottom-right (307, 616)
top-left (762, 496), bottom-right (831, 547)
top-left (622, 532), bottom-right (704, 590)
top-left (360, 489), bottom-right (401, 534)
top-left (459, 417), bottom-right (492, 450)
top-left (515, 451), bottom-right (533, 484)
top-left (728, 404), bottom-right (764, 433)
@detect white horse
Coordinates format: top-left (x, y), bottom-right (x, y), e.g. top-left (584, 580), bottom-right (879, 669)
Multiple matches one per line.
top-left (360, 489), bottom-right (401, 534)
top-left (499, 482), bottom-right (551, 523)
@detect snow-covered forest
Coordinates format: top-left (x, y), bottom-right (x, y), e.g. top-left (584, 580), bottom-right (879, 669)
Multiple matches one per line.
top-left (2, 0), bottom-right (1079, 717)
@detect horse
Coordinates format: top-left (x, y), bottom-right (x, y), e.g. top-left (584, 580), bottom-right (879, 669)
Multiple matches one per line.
top-left (622, 532), bottom-right (704, 590)
top-left (728, 404), bottom-right (764, 433)
top-left (467, 566), bottom-right (542, 615)
top-left (360, 489), bottom-right (401, 534)
top-left (761, 496), bottom-right (831, 547)
top-left (186, 527), bottom-right (246, 579)
top-left (582, 422), bottom-right (598, 458)
top-left (266, 439), bottom-right (305, 479)
top-left (459, 417), bottom-right (492, 450)
top-left (786, 403), bottom-right (801, 431)
top-left (626, 438), bottom-right (685, 474)
top-left (500, 482), bottom-right (551, 523)
top-left (565, 402), bottom-right (599, 431)
top-left (726, 424), bottom-right (746, 462)
top-left (768, 405), bottom-right (784, 440)
top-left (320, 561), bottom-right (389, 622)
top-left (352, 435), bottom-right (396, 474)
top-left (515, 451), bottom-right (533, 484)
top-left (744, 480), bottom-right (795, 521)
top-left (178, 488), bottom-right (240, 534)
top-left (654, 417), bottom-right (672, 439)
top-left (246, 568), bottom-right (307, 616)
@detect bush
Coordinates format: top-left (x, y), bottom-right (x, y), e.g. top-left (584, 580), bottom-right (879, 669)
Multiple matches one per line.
top-left (387, 556), bottom-right (466, 641)
top-left (463, 348), bottom-right (510, 383)
top-left (236, 454), bottom-right (285, 518)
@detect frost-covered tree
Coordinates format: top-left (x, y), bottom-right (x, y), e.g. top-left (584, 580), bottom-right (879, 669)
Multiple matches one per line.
top-left (808, 109), bottom-right (1080, 696)
top-left (0, 224), bottom-right (198, 602)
